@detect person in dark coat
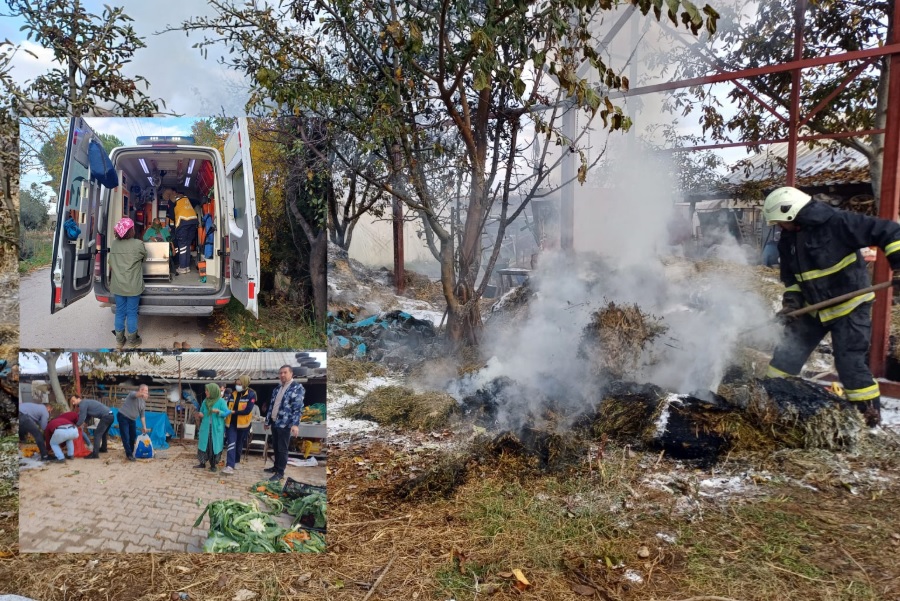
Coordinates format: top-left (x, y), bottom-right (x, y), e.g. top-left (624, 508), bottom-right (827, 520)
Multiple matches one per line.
top-left (762, 186), bottom-right (900, 427)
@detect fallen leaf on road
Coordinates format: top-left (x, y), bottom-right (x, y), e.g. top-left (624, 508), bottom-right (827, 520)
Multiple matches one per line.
top-left (232, 590), bottom-right (258, 601)
top-left (572, 584), bottom-right (596, 596)
top-left (216, 574), bottom-right (229, 589)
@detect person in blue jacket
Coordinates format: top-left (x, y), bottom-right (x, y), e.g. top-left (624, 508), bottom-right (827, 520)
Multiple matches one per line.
top-left (264, 365), bottom-right (305, 482)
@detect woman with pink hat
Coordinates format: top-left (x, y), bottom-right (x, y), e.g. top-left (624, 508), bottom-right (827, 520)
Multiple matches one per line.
top-left (110, 217), bottom-right (147, 349)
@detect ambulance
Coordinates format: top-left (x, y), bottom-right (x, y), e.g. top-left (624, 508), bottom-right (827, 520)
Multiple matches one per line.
top-left (50, 117), bottom-right (260, 318)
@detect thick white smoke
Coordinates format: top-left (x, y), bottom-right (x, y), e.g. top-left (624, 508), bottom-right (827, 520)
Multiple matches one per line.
top-left (452, 139), bottom-right (781, 431)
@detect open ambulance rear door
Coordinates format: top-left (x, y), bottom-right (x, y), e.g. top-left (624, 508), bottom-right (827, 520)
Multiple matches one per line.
top-left (222, 117), bottom-right (261, 318)
top-left (50, 117), bottom-right (102, 314)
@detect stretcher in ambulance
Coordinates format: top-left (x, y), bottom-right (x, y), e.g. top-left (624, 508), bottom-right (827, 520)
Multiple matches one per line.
top-left (50, 117), bottom-right (261, 318)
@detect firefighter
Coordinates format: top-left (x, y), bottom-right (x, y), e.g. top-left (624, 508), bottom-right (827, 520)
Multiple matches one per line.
top-left (763, 186), bottom-right (900, 427)
top-left (163, 188), bottom-right (199, 275)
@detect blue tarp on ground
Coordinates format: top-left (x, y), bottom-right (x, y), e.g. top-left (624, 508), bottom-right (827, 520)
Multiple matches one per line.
top-left (108, 409), bottom-right (175, 450)
top-left (327, 310), bottom-right (436, 359)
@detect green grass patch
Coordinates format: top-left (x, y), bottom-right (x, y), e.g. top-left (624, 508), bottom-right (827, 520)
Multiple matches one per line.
top-left (215, 297), bottom-right (325, 349)
top-left (434, 561), bottom-right (499, 601)
top-left (18, 230), bottom-right (53, 273)
top-left (460, 477), bottom-right (615, 569)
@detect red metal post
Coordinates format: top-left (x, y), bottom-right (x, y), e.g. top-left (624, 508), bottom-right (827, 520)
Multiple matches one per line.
top-left (870, 0), bottom-right (900, 378)
top-left (393, 197), bottom-right (404, 294)
top-left (72, 352), bottom-right (81, 397)
top-left (786, 0), bottom-right (806, 186)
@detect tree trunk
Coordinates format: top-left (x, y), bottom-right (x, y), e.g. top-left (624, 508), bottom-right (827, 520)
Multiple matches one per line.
top-left (446, 297), bottom-right (483, 346)
top-left (308, 229), bottom-right (327, 329)
top-left (39, 351), bottom-right (68, 408)
top-left (871, 55), bottom-right (891, 211)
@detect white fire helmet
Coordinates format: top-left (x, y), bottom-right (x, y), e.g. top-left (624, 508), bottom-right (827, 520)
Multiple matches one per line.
top-left (763, 186), bottom-right (811, 225)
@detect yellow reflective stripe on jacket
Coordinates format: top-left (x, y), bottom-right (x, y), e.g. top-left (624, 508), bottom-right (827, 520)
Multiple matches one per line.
top-left (817, 292), bottom-right (875, 323)
top-left (794, 252), bottom-right (857, 282)
top-left (886, 240), bottom-right (900, 256)
top-left (784, 284), bottom-right (801, 293)
top-left (845, 383), bottom-right (880, 402)
top-left (766, 364), bottom-right (794, 378)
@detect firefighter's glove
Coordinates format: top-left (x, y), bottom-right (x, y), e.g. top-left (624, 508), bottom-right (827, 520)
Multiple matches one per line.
top-left (776, 293), bottom-right (804, 325)
top-left (892, 273), bottom-right (900, 297)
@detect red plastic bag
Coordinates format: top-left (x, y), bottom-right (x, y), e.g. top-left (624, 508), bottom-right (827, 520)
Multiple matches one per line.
top-left (72, 427), bottom-right (92, 458)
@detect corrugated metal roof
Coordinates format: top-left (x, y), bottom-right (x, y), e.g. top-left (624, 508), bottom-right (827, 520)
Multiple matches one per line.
top-left (723, 142), bottom-right (870, 188)
top-left (50, 352), bottom-right (326, 383)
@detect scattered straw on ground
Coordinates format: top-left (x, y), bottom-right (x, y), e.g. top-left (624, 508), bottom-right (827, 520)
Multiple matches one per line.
top-left (329, 357), bottom-right (386, 385)
top-left (2, 436), bottom-right (900, 600)
top-left (344, 385), bottom-right (459, 431)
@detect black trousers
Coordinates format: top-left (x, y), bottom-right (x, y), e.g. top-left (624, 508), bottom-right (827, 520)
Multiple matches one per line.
top-left (770, 304), bottom-right (879, 401)
top-left (93, 412), bottom-right (114, 452)
top-left (270, 425), bottom-right (291, 476)
top-left (174, 221), bottom-right (198, 269)
top-left (19, 414), bottom-right (49, 458)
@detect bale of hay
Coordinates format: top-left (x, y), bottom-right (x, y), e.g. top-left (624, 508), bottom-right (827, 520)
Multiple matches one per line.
top-left (579, 301), bottom-right (667, 378)
top-left (587, 381), bottom-right (667, 439)
top-left (748, 378), bottom-right (862, 450)
top-left (345, 385), bottom-right (459, 430)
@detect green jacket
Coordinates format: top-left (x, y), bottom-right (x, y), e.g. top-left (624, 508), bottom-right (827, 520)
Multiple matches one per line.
top-left (197, 398), bottom-right (230, 454)
top-left (142, 226), bottom-right (170, 242)
top-left (108, 238), bottom-right (147, 297)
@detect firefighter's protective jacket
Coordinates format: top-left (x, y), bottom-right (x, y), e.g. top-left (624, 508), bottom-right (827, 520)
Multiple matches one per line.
top-left (777, 200), bottom-right (900, 323)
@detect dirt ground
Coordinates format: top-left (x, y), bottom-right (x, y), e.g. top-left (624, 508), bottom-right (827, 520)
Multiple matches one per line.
top-left (0, 434), bottom-right (899, 601)
top-left (17, 440), bottom-right (325, 553)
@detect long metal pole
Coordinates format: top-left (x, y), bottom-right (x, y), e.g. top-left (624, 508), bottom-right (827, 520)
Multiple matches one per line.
top-left (786, 0), bottom-right (806, 186)
top-left (870, 0), bottom-right (900, 378)
top-left (72, 352), bottom-right (80, 397)
top-left (608, 43), bottom-right (900, 99)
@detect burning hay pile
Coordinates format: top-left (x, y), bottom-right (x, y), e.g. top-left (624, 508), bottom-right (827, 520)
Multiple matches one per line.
top-left (395, 373), bottom-right (866, 500)
top-left (579, 301), bottom-right (667, 378)
top-left (344, 385), bottom-right (459, 431)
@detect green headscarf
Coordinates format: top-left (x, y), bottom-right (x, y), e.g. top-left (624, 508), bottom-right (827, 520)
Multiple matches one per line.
top-left (203, 383), bottom-right (221, 413)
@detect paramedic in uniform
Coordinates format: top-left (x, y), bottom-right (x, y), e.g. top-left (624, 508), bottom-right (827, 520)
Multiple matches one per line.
top-left (762, 186), bottom-right (900, 427)
top-left (163, 188), bottom-right (199, 275)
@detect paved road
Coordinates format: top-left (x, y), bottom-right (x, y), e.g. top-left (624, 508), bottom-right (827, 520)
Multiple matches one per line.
top-left (19, 443), bottom-right (326, 553)
top-left (20, 268), bottom-right (218, 350)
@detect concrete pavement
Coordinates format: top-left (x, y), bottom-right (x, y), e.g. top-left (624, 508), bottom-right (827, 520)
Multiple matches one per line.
top-left (19, 441), bottom-right (326, 553)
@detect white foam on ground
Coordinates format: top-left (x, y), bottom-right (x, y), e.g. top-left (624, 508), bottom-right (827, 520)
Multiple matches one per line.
top-left (395, 298), bottom-right (444, 325)
top-left (329, 375), bottom-right (402, 435)
top-left (653, 394), bottom-right (682, 438)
